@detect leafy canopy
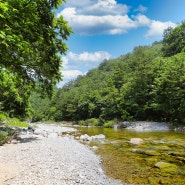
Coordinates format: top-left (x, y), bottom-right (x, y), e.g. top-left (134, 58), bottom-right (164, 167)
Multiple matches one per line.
top-left (0, 0), bottom-right (72, 96)
top-left (162, 21), bottom-right (185, 57)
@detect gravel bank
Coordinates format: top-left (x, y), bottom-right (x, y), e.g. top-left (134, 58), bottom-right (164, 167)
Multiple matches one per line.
top-left (0, 124), bottom-right (125, 185)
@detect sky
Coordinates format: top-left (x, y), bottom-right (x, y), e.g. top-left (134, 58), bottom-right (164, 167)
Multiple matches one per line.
top-left (56, 0), bottom-right (185, 87)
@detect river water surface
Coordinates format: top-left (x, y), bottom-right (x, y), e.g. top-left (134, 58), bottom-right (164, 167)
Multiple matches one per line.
top-left (75, 126), bottom-right (185, 185)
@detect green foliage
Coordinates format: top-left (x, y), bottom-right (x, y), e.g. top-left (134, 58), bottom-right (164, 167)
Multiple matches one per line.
top-left (0, 0), bottom-right (72, 118)
top-left (162, 21), bottom-right (185, 57)
top-left (78, 120), bottom-right (87, 126)
top-left (6, 118), bottom-right (29, 128)
top-left (86, 118), bottom-right (101, 126)
top-left (30, 91), bottom-right (52, 122)
top-left (103, 120), bottom-right (115, 128)
top-left (0, 126), bottom-right (19, 145)
top-left (0, 113), bottom-right (6, 122)
top-left (0, 130), bottom-right (8, 145)
top-left (29, 25), bottom-right (185, 125)
top-left (151, 53), bottom-right (185, 122)
top-left (0, 0), bottom-right (72, 96)
top-left (0, 70), bottom-right (31, 117)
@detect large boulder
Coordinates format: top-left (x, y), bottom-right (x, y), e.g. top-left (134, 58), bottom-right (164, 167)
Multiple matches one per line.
top-left (80, 134), bottom-right (91, 141)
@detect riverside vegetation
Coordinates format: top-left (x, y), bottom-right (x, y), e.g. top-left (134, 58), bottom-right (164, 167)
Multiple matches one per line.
top-left (31, 21), bottom-right (185, 127)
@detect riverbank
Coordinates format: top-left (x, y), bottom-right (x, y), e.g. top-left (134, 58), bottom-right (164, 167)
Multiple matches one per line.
top-left (0, 123), bottom-right (125, 185)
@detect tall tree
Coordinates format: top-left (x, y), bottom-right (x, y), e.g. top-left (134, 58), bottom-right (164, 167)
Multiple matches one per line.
top-left (0, 0), bottom-right (72, 96)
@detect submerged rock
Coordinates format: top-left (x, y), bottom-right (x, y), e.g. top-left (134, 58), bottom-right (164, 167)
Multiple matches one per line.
top-left (80, 134), bottom-right (106, 142)
top-left (130, 138), bottom-right (144, 145)
top-left (92, 134), bottom-right (105, 140)
top-left (80, 134), bottom-right (91, 141)
top-left (154, 162), bottom-right (178, 173)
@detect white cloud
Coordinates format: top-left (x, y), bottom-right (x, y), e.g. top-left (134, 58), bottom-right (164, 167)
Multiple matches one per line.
top-left (57, 0), bottom-right (132, 35)
top-left (68, 51), bottom-right (111, 62)
top-left (62, 70), bottom-right (83, 79)
top-left (59, 8), bottom-right (136, 35)
top-left (58, 51), bottom-right (111, 87)
top-left (135, 14), bottom-right (151, 26)
top-left (58, 0), bottom-right (176, 38)
top-left (145, 20), bottom-right (176, 38)
top-left (134, 5), bottom-right (147, 13)
top-left (62, 0), bottom-right (129, 16)
top-left (57, 69), bottom-right (84, 87)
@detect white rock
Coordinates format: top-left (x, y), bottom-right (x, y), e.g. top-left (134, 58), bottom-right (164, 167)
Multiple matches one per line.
top-left (80, 134), bottom-right (91, 141)
top-left (11, 139), bottom-right (18, 144)
top-left (130, 138), bottom-right (144, 145)
top-left (92, 134), bottom-right (105, 140)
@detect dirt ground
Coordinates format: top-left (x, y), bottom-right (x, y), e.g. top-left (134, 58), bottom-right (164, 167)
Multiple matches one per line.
top-left (0, 144), bottom-right (18, 185)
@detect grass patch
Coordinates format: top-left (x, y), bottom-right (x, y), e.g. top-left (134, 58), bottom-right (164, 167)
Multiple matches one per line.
top-left (6, 118), bottom-right (29, 128)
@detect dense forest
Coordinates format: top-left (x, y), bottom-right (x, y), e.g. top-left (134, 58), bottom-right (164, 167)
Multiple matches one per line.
top-left (30, 21), bottom-right (185, 126)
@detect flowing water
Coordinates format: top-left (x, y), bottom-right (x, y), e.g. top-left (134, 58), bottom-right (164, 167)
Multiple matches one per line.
top-left (74, 126), bottom-right (185, 185)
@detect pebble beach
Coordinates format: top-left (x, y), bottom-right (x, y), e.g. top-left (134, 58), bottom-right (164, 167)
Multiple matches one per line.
top-left (0, 124), bottom-right (125, 185)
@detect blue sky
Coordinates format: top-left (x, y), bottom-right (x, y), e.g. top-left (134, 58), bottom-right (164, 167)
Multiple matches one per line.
top-left (56, 0), bottom-right (185, 87)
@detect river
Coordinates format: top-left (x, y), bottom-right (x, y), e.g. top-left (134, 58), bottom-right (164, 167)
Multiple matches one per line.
top-left (74, 126), bottom-right (185, 185)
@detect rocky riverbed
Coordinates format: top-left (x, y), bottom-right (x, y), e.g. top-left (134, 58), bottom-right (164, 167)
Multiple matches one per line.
top-left (0, 123), bottom-right (126, 185)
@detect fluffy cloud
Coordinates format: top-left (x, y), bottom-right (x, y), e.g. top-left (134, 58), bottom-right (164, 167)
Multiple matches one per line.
top-left (67, 51), bottom-right (111, 62)
top-left (145, 20), bottom-right (176, 38)
top-left (61, 0), bottom-right (129, 16)
top-left (58, 51), bottom-right (111, 87)
top-left (58, 0), bottom-right (176, 38)
top-left (58, 0), bottom-right (133, 35)
top-left (62, 70), bottom-right (83, 79)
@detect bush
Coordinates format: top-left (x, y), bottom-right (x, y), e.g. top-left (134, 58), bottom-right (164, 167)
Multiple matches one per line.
top-left (6, 118), bottom-right (29, 128)
top-left (103, 120), bottom-right (115, 128)
top-left (86, 118), bottom-right (101, 126)
top-left (78, 120), bottom-right (88, 126)
top-left (0, 130), bottom-right (8, 145)
top-left (0, 113), bottom-right (7, 122)
top-left (0, 127), bottom-right (18, 145)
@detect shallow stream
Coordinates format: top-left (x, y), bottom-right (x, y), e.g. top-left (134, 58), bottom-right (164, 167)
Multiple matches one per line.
top-left (75, 126), bottom-right (185, 185)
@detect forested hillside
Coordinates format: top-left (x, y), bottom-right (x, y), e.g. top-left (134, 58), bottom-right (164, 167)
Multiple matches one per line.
top-left (32, 21), bottom-right (185, 126)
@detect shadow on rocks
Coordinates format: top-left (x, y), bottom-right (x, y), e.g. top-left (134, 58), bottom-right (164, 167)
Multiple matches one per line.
top-left (19, 136), bottom-right (39, 143)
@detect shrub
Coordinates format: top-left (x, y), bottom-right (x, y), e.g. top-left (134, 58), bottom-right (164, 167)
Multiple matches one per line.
top-left (6, 118), bottom-right (29, 128)
top-left (78, 120), bottom-right (88, 126)
top-left (0, 113), bottom-right (7, 122)
top-left (0, 130), bottom-right (8, 145)
top-left (0, 127), bottom-right (18, 145)
top-left (86, 118), bottom-right (101, 126)
top-left (103, 120), bottom-right (115, 128)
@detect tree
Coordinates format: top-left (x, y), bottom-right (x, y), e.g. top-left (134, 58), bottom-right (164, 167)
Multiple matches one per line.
top-left (152, 53), bottom-right (185, 122)
top-left (0, 0), bottom-right (72, 96)
top-left (162, 21), bottom-right (185, 57)
top-left (0, 70), bottom-right (31, 117)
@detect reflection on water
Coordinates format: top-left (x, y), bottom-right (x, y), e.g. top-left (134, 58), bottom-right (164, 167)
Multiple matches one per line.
top-left (75, 127), bottom-right (185, 185)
